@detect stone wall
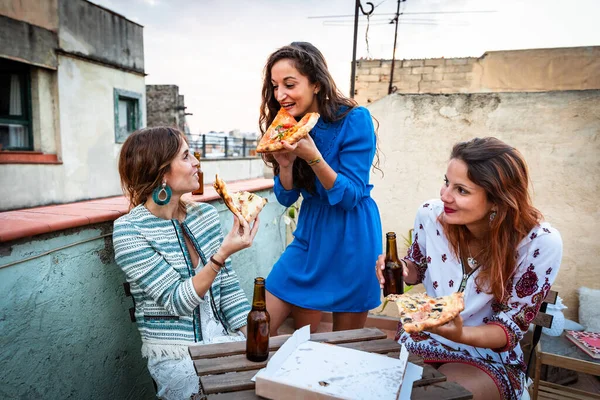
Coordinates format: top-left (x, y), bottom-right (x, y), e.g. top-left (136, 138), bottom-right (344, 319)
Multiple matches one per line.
top-left (354, 46), bottom-right (600, 105)
top-left (368, 90), bottom-right (600, 321)
top-left (146, 84), bottom-right (187, 133)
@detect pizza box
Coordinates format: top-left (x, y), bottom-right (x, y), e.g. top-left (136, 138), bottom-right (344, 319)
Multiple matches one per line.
top-left (252, 326), bottom-right (423, 400)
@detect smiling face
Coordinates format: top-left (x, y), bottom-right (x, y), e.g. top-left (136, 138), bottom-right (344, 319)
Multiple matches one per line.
top-left (163, 140), bottom-right (200, 195)
top-left (270, 58), bottom-right (319, 118)
top-left (440, 158), bottom-right (495, 237)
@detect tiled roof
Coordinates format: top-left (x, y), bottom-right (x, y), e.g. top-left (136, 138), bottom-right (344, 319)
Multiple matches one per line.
top-left (0, 178), bottom-right (274, 242)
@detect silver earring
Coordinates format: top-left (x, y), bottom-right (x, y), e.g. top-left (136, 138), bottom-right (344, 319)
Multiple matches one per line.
top-left (489, 211), bottom-right (497, 223)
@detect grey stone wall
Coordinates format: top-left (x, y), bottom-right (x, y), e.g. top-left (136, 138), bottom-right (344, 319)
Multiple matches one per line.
top-left (146, 84), bottom-right (188, 133)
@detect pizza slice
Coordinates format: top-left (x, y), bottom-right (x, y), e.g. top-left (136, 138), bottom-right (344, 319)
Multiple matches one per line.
top-left (256, 107), bottom-right (320, 153)
top-left (382, 292), bottom-right (464, 333)
top-left (213, 174), bottom-right (268, 223)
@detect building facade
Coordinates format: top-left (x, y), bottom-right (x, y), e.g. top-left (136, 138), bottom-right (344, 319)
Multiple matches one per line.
top-left (0, 0), bottom-right (146, 211)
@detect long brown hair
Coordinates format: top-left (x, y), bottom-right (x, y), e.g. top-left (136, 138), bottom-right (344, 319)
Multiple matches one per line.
top-left (441, 137), bottom-right (543, 301)
top-left (259, 41), bottom-right (380, 193)
top-left (118, 126), bottom-right (188, 209)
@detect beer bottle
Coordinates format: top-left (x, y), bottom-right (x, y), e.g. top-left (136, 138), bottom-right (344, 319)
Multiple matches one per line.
top-left (192, 151), bottom-right (204, 195)
top-left (246, 277), bottom-right (270, 362)
top-left (383, 232), bottom-right (404, 296)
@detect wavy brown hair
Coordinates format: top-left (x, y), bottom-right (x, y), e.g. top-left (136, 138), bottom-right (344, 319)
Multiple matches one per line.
top-left (118, 126), bottom-right (188, 210)
top-left (441, 137), bottom-right (543, 301)
top-left (259, 41), bottom-right (380, 193)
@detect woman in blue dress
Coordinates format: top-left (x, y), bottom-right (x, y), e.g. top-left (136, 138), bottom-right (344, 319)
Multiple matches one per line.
top-left (259, 42), bottom-right (382, 335)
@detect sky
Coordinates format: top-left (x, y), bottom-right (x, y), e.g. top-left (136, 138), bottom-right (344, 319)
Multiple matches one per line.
top-left (92, 0), bottom-right (600, 135)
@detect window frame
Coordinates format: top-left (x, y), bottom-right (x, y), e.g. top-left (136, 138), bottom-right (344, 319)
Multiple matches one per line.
top-left (0, 60), bottom-right (34, 151)
top-left (113, 88), bottom-right (142, 143)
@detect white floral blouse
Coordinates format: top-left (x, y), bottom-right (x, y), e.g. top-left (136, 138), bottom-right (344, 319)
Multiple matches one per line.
top-left (396, 200), bottom-right (562, 400)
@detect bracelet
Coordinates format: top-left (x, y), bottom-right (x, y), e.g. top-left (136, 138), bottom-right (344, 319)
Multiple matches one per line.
top-left (307, 157), bottom-right (321, 166)
top-left (210, 256), bottom-right (224, 269)
top-left (210, 255), bottom-right (229, 275)
top-left (209, 263), bottom-right (220, 274)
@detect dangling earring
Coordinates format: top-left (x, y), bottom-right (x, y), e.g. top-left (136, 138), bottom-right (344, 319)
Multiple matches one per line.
top-left (152, 181), bottom-right (172, 206)
top-left (489, 211), bottom-right (497, 223)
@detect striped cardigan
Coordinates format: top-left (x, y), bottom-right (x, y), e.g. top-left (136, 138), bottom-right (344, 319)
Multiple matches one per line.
top-left (113, 202), bottom-right (250, 354)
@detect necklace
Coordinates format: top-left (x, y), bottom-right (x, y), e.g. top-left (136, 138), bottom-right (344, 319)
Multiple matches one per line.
top-left (467, 242), bottom-right (484, 270)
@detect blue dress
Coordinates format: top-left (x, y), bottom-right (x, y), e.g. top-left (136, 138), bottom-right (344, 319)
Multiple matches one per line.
top-left (266, 106), bottom-right (382, 312)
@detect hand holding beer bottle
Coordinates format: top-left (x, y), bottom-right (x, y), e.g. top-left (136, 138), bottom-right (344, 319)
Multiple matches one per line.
top-left (375, 232), bottom-right (409, 294)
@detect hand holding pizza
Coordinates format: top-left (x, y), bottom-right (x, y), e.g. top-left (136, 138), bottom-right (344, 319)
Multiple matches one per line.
top-left (219, 213), bottom-right (260, 260)
top-left (427, 313), bottom-right (464, 343)
top-left (278, 134), bottom-right (322, 164)
top-left (271, 149), bottom-right (296, 169)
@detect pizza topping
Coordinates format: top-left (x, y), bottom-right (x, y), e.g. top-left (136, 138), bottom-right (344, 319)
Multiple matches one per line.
top-left (270, 123), bottom-right (295, 140)
top-left (257, 108), bottom-right (320, 153)
top-left (383, 292), bottom-right (465, 333)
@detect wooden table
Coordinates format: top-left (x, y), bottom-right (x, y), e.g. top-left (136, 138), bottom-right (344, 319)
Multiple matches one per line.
top-left (189, 328), bottom-right (472, 399)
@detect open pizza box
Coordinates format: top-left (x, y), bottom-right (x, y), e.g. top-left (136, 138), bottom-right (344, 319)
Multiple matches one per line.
top-left (252, 326), bottom-right (423, 400)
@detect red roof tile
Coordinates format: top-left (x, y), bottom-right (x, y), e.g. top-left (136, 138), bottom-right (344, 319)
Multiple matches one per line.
top-left (0, 178), bottom-right (274, 242)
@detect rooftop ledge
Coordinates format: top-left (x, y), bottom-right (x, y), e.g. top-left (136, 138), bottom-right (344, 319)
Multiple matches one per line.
top-left (0, 178), bottom-right (274, 243)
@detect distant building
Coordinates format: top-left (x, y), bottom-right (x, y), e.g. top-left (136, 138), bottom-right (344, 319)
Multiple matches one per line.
top-left (0, 0), bottom-right (146, 211)
top-left (146, 84), bottom-right (190, 134)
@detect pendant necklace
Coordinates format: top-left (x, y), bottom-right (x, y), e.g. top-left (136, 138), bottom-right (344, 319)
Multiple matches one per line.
top-left (467, 242), bottom-right (484, 270)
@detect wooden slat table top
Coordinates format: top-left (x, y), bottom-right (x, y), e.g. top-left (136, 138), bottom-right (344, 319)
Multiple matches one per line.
top-left (189, 327), bottom-right (386, 360)
top-left (191, 328), bottom-right (473, 399)
top-left (207, 381), bottom-right (473, 400)
top-left (194, 338), bottom-right (405, 376)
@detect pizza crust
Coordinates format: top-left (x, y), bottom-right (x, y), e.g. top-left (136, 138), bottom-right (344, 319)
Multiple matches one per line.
top-left (256, 108), bottom-right (320, 153)
top-left (213, 174), bottom-right (267, 223)
top-left (384, 292), bottom-right (465, 333)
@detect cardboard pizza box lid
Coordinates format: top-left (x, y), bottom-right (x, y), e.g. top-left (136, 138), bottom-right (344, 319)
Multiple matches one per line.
top-left (253, 326), bottom-right (423, 400)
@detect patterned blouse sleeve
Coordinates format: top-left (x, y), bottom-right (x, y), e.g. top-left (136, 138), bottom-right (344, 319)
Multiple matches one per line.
top-left (404, 202), bottom-right (432, 285)
top-left (113, 218), bottom-right (204, 317)
top-left (487, 226), bottom-right (563, 353)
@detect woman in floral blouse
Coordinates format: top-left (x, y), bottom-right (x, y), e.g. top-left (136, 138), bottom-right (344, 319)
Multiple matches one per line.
top-left (376, 137), bottom-right (562, 400)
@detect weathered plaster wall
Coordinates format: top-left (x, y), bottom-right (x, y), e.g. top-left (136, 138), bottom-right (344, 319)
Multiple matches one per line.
top-left (0, 14), bottom-right (58, 69)
top-left (30, 67), bottom-right (60, 154)
top-left (0, 55), bottom-right (146, 211)
top-left (58, 0), bottom-right (144, 73)
top-left (0, 0), bottom-right (58, 31)
top-left (368, 91), bottom-right (600, 321)
top-left (0, 192), bottom-right (285, 399)
top-left (355, 46), bottom-right (600, 105)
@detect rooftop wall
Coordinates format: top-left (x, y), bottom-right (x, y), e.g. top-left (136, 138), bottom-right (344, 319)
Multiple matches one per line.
top-left (368, 90), bottom-right (600, 321)
top-left (0, 192), bottom-right (285, 398)
top-left (355, 46), bottom-right (600, 105)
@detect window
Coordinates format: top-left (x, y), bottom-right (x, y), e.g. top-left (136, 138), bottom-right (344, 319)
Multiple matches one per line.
top-left (0, 59), bottom-right (32, 151)
top-left (114, 88), bottom-right (142, 143)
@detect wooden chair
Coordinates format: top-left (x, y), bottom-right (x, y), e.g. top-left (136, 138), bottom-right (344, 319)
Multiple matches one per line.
top-left (529, 290), bottom-right (600, 400)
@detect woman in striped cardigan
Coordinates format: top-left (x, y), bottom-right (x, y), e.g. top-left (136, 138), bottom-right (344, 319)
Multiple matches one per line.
top-left (113, 127), bottom-right (259, 400)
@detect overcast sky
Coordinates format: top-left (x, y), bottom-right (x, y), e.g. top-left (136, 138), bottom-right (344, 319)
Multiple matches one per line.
top-left (92, 0), bottom-right (600, 134)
